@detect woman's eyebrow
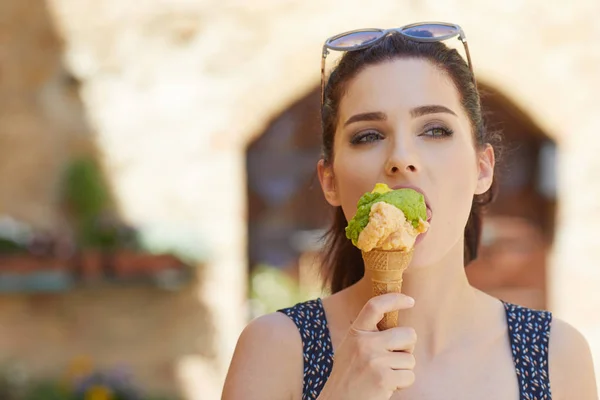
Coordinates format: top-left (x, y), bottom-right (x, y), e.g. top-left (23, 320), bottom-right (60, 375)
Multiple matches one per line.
top-left (343, 112), bottom-right (387, 127)
top-left (344, 105), bottom-right (457, 127)
top-left (410, 105), bottom-right (457, 118)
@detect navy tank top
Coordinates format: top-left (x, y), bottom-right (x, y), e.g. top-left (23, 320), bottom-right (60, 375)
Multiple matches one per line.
top-left (279, 298), bottom-right (552, 400)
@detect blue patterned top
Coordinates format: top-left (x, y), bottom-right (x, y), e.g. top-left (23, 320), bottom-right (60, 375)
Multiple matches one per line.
top-left (278, 298), bottom-right (552, 400)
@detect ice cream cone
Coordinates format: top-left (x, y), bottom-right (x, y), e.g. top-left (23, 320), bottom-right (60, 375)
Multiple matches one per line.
top-left (362, 248), bottom-right (414, 331)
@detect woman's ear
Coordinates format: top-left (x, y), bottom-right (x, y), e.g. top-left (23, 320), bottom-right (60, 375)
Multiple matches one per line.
top-left (475, 144), bottom-right (495, 195)
top-left (317, 159), bottom-right (341, 206)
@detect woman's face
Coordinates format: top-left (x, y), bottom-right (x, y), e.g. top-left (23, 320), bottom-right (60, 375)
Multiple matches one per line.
top-left (319, 58), bottom-right (494, 267)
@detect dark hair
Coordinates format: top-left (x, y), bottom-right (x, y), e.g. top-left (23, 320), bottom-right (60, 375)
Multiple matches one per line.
top-left (320, 33), bottom-right (501, 294)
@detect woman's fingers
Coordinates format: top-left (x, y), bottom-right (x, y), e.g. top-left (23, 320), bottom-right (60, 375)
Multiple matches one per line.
top-left (382, 351), bottom-right (416, 370)
top-left (380, 326), bottom-right (418, 353)
top-left (352, 293), bottom-right (415, 332)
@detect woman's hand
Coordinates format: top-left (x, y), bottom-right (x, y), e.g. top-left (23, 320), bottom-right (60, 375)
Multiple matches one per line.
top-left (318, 293), bottom-right (417, 400)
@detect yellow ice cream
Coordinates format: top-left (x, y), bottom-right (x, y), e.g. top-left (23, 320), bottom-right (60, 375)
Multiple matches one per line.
top-left (356, 202), bottom-right (429, 252)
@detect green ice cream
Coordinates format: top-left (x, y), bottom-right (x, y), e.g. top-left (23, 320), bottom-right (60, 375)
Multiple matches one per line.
top-left (345, 184), bottom-right (427, 247)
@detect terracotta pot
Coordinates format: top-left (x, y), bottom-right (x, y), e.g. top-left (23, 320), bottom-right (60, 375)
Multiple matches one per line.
top-left (79, 250), bottom-right (103, 281)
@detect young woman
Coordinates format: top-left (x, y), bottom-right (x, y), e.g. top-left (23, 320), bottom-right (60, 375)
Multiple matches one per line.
top-left (223, 22), bottom-right (597, 400)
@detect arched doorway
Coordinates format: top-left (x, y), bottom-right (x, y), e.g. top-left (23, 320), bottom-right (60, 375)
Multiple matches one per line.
top-left (466, 86), bottom-right (557, 309)
top-left (246, 84), bottom-right (556, 312)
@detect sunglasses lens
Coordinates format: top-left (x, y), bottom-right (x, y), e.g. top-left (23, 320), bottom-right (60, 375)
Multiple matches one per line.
top-left (329, 30), bottom-right (383, 48)
top-left (402, 23), bottom-right (458, 39)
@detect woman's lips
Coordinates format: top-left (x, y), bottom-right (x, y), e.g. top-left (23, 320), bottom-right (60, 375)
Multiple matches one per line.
top-left (426, 207), bottom-right (432, 222)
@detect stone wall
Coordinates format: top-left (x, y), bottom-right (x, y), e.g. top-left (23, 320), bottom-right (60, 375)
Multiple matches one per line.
top-left (0, 286), bottom-right (214, 396)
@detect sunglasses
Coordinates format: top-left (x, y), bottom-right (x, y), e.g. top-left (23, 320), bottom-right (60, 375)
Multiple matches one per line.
top-left (320, 22), bottom-right (475, 106)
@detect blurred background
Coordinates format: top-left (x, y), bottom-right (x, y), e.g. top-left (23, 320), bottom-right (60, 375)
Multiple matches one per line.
top-left (0, 0), bottom-right (599, 399)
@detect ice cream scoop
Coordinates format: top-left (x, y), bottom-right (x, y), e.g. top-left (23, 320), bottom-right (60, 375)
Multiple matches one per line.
top-left (346, 183), bottom-right (429, 330)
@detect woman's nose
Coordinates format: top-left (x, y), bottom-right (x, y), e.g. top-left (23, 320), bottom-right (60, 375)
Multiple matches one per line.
top-left (385, 141), bottom-right (419, 175)
top-left (387, 163), bottom-right (417, 174)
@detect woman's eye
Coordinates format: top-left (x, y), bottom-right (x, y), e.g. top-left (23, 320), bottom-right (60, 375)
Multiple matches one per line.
top-left (422, 126), bottom-right (454, 139)
top-left (351, 131), bottom-right (384, 145)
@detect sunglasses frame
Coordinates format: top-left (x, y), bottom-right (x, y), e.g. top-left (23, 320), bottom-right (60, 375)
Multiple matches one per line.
top-left (320, 22), bottom-right (476, 106)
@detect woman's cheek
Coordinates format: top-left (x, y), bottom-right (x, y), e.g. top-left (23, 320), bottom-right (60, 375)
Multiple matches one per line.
top-left (334, 156), bottom-right (380, 218)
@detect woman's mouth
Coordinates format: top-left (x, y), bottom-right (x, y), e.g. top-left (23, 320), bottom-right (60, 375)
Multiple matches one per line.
top-left (390, 184), bottom-right (433, 223)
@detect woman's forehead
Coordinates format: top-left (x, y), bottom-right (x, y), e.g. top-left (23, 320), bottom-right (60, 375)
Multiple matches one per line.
top-left (338, 58), bottom-right (462, 120)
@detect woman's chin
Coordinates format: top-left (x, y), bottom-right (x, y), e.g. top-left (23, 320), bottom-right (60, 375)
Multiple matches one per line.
top-left (410, 235), bottom-right (436, 268)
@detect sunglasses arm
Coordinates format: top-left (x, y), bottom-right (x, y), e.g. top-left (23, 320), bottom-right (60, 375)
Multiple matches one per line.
top-left (458, 39), bottom-right (478, 91)
top-left (321, 46), bottom-right (330, 106)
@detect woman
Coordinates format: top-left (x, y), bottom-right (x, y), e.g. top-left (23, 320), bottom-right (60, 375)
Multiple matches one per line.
top-left (222, 22), bottom-right (597, 399)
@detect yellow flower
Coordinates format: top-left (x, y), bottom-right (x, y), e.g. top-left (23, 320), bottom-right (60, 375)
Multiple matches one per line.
top-left (85, 385), bottom-right (114, 400)
top-left (66, 356), bottom-right (94, 381)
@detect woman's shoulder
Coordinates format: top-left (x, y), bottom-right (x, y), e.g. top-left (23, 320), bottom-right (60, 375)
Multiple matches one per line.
top-left (549, 316), bottom-right (591, 356)
top-left (548, 316), bottom-right (597, 399)
top-left (237, 309), bottom-right (305, 359)
top-left (222, 311), bottom-right (304, 399)
top-left (246, 309), bottom-right (306, 343)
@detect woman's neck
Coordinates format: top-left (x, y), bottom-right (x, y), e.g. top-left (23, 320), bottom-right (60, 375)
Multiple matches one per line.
top-left (346, 240), bottom-right (486, 361)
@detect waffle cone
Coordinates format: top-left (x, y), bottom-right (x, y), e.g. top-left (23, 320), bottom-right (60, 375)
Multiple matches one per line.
top-left (361, 248), bottom-right (414, 331)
